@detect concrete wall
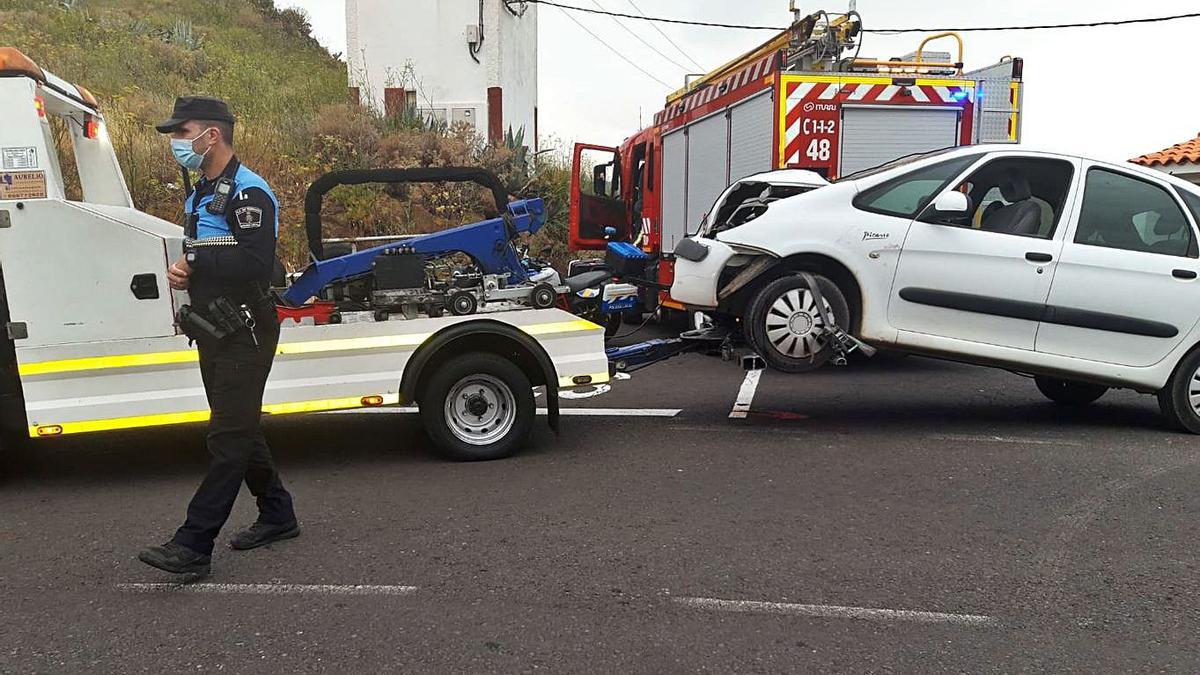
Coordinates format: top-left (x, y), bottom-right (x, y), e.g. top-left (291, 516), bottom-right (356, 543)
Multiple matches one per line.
top-left (346, 0), bottom-right (537, 146)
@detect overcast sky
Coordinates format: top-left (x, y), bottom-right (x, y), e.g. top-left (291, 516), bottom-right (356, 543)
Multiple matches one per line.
top-left (283, 0), bottom-right (1200, 162)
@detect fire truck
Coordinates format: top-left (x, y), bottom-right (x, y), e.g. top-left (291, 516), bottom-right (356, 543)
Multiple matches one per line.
top-left (569, 7), bottom-right (1025, 309)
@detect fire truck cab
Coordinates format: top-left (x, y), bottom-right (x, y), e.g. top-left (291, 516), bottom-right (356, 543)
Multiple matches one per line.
top-left (569, 9), bottom-right (1024, 307)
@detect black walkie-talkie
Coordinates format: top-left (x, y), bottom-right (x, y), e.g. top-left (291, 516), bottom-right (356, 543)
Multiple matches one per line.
top-left (206, 177), bottom-right (235, 216)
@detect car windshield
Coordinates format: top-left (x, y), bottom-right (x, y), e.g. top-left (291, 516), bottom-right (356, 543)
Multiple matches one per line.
top-left (834, 146), bottom-right (962, 183)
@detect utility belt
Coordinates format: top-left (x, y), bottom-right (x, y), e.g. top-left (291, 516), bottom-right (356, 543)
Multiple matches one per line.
top-left (176, 292), bottom-right (273, 346)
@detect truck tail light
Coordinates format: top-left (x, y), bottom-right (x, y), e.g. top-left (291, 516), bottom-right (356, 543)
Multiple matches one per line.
top-left (34, 95), bottom-right (45, 118)
top-left (83, 114), bottom-right (99, 139)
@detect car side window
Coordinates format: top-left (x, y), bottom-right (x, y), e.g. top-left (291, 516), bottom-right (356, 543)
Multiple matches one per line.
top-left (922, 156), bottom-right (1074, 239)
top-left (1074, 169), bottom-right (1196, 258)
top-left (1179, 188), bottom-right (1200, 231)
top-left (853, 156), bottom-right (976, 218)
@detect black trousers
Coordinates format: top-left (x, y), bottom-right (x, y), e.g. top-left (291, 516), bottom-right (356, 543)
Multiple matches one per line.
top-left (173, 320), bottom-right (294, 556)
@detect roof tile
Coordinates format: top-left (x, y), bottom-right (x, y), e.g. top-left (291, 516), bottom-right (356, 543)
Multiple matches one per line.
top-left (1131, 133), bottom-right (1200, 167)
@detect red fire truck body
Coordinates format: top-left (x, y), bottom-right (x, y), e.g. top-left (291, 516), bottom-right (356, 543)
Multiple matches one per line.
top-left (569, 11), bottom-right (1024, 307)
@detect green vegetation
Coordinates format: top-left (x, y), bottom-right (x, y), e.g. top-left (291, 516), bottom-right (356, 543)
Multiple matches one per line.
top-left (0, 0), bottom-right (573, 269)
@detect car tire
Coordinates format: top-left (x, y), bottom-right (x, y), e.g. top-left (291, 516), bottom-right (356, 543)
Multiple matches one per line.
top-left (745, 274), bottom-right (850, 373)
top-left (1034, 376), bottom-right (1108, 406)
top-left (1157, 348), bottom-right (1200, 433)
top-left (420, 352), bottom-right (535, 461)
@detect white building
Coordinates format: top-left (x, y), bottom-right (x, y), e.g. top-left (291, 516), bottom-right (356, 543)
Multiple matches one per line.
top-left (346, 0), bottom-right (538, 147)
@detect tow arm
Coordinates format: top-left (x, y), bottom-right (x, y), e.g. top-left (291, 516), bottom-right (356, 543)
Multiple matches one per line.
top-left (605, 272), bottom-right (875, 374)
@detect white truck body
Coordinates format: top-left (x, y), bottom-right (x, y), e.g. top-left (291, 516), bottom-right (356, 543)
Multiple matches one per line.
top-left (0, 53), bottom-right (607, 445)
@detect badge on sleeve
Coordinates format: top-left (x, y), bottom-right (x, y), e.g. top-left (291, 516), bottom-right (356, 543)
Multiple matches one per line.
top-left (234, 206), bottom-right (263, 230)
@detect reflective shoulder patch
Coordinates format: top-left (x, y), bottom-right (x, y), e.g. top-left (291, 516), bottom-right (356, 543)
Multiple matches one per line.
top-left (234, 206), bottom-right (263, 230)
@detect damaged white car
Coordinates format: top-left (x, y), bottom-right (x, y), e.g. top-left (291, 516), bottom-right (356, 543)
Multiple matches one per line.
top-left (671, 145), bottom-right (1200, 432)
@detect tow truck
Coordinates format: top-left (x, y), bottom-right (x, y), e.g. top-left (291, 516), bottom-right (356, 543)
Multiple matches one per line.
top-left (0, 48), bottom-right (608, 462)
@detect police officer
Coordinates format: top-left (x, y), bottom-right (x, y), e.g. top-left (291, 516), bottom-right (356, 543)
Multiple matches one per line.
top-left (138, 97), bottom-right (298, 576)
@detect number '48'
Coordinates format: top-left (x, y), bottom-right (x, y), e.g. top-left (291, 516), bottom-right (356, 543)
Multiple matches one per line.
top-left (806, 139), bottom-right (831, 162)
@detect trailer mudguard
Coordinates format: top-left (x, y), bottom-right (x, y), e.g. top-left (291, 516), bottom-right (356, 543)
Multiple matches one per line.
top-left (399, 319), bottom-right (561, 432)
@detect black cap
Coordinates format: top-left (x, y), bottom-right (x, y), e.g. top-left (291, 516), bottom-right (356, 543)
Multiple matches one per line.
top-left (155, 96), bottom-right (236, 133)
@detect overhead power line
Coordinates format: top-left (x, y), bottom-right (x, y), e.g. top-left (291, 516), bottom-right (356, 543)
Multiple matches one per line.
top-left (554, 6), bottom-right (673, 89)
top-left (624, 0), bottom-right (705, 71)
top-left (525, 0), bottom-right (1200, 34)
top-left (590, 0), bottom-right (693, 74)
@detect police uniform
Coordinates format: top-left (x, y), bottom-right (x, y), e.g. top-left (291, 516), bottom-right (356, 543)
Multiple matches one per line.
top-left (147, 97), bottom-right (296, 567)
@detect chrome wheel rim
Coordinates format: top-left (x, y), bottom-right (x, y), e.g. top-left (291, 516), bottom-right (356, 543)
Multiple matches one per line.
top-left (444, 374), bottom-right (517, 446)
top-left (764, 288), bottom-right (833, 359)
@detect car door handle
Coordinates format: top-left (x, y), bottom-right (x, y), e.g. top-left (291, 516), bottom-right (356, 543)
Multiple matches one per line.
top-left (1025, 252), bottom-right (1053, 263)
top-left (1173, 269), bottom-right (1197, 280)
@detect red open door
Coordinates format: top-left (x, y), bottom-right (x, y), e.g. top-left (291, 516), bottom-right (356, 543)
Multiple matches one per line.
top-left (569, 143), bottom-right (631, 250)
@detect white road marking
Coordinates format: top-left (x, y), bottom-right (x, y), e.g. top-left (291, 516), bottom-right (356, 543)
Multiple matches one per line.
top-left (674, 596), bottom-right (999, 627)
top-left (729, 369), bottom-right (762, 419)
top-left (930, 433), bottom-right (1082, 447)
top-left (323, 407), bottom-right (681, 417)
top-left (116, 583), bottom-right (417, 596)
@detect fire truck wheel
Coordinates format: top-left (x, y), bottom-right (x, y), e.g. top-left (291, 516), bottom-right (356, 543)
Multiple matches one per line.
top-left (421, 352), bottom-right (535, 461)
top-left (745, 274), bottom-right (850, 374)
top-left (448, 290), bottom-right (478, 316)
top-left (530, 283), bottom-right (558, 310)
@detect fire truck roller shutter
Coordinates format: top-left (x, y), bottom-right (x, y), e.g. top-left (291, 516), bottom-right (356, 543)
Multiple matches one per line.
top-left (661, 128), bottom-right (688, 254)
top-left (839, 107), bottom-right (961, 177)
top-left (728, 90), bottom-right (774, 184)
top-left (684, 113), bottom-right (730, 253)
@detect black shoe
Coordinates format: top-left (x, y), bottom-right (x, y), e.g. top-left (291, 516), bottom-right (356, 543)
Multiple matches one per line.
top-left (138, 542), bottom-right (211, 576)
top-left (229, 520), bottom-right (301, 551)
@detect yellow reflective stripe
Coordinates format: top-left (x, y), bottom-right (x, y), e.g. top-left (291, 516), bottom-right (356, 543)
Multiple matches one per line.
top-left (276, 333), bottom-right (427, 356)
top-left (914, 78), bottom-right (974, 87)
top-left (1009, 82), bottom-right (1021, 141)
top-left (18, 350), bottom-right (198, 376)
top-left (29, 392), bottom-right (402, 437)
top-left (522, 319), bottom-right (601, 336)
top-left (18, 319), bottom-right (603, 377)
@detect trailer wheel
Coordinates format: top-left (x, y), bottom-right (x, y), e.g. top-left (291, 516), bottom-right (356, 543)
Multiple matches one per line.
top-left (745, 274), bottom-right (850, 373)
top-left (420, 352), bottom-right (535, 461)
top-left (448, 290), bottom-right (478, 316)
top-left (530, 283), bottom-right (558, 310)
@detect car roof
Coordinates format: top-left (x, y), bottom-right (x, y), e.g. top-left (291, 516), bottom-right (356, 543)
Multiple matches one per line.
top-left (733, 168), bottom-right (829, 187)
top-left (936, 144), bottom-right (1200, 195)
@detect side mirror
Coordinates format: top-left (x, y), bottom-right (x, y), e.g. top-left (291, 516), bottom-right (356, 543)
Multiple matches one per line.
top-left (929, 191), bottom-right (971, 216)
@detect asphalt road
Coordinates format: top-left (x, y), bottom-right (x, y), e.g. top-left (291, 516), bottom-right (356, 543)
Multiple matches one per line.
top-left (2, 338), bottom-right (1198, 673)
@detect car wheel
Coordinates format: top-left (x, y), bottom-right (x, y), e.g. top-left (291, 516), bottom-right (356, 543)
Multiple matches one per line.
top-left (420, 353), bottom-right (535, 461)
top-left (745, 274), bottom-right (850, 373)
top-left (1034, 376), bottom-right (1108, 405)
top-left (1157, 348), bottom-right (1200, 433)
